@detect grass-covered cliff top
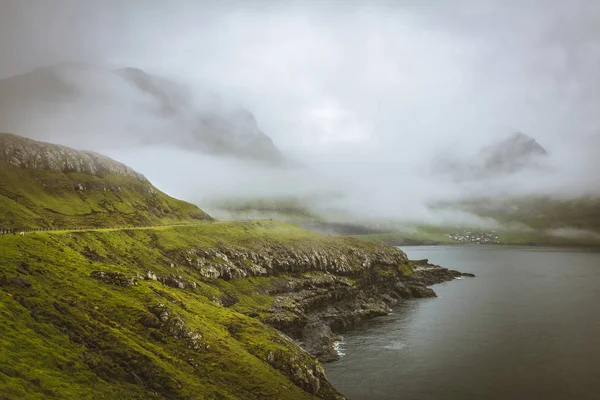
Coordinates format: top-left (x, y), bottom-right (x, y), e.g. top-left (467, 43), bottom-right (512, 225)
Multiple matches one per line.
top-left (0, 221), bottom-right (410, 399)
top-left (0, 133), bottom-right (211, 229)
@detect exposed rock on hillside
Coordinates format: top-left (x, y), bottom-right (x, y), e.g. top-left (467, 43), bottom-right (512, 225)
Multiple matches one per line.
top-left (0, 132), bottom-right (147, 180)
top-left (0, 132), bottom-right (211, 229)
top-left (166, 238), bottom-right (474, 362)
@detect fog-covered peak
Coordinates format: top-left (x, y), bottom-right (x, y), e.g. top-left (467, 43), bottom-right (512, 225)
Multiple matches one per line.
top-left (0, 64), bottom-right (284, 164)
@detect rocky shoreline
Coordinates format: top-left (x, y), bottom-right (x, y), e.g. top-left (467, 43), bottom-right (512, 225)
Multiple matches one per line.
top-left (261, 258), bottom-right (475, 362)
top-left (0, 222), bottom-right (475, 399)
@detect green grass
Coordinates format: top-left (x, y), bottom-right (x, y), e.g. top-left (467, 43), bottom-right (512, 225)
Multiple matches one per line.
top-left (494, 230), bottom-right (600, 246)
top-left (0, 221), bottom-right (367, 399)
top-left (355, 224), bottom-right (600, 247)
top-left (351, 226), bottom-right (456, 246)
top-left (438, 195), bottom-right (600, 235)
top-left (0, 162), bottom-right (211, 229)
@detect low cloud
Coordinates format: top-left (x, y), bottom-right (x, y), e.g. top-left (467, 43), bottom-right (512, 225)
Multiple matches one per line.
top-left (2, 0), bottom-right (600, 228)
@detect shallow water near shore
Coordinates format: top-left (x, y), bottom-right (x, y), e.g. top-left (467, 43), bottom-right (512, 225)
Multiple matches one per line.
top-left (325, 245), bottom-right (600, 400)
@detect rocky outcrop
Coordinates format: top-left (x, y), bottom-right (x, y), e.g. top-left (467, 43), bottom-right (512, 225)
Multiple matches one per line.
top-left (0, 132), bottom-right (147, 181)
top-left (167, 241), bottom-right (474, 363)
top-left (156, 274), bottom-right (198, 290)
top-left (174, 242), bottom-right (408, 280)
top-left (90, 271), bottom-right (138, 287)
top-left (409, 258), bottom-right (475, 286)
top-left (262, 261), bottom-right (473, 362)
top-left (147, 303), bottom-right (209, 352)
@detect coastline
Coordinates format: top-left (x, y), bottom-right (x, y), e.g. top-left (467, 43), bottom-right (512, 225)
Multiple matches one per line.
top-left (267, 258), bottom-right (475, 363)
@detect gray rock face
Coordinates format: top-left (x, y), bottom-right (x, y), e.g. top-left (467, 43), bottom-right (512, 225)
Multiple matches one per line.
top-left (155, 274), bottom-right (197, 290)
top-left (148, 303), bottom-right (209, 352)
top-left (0, 132), bottom-right (147, 181)
top-left (169, 241), bottom-right (473, 363)
top-left (90, 271), bottom-right (138, 287)
top-left (394, 281), bottom-right (412, 298)
top-left (264, 261), bottom-right (473, 362)
top-left (174, 243), bottom-right (409, 280)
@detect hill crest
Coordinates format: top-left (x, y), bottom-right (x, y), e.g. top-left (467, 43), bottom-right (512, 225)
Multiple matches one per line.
top-left (0, 132), bottom-right (147, 181)
top-left (0, 133), bottom-right (211, 229)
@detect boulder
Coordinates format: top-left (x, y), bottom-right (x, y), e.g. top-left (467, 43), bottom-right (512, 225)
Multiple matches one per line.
top-left (90, 271), bottom-right (137, 287)
top-left (394, 281), bottom-right (412, 299)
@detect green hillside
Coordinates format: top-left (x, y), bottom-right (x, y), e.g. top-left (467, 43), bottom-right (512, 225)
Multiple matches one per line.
top-left (0, 133), bottom-right (210, 229)
top-left (455, 196), bottom-right (600, 233)
top-left (0, 220), bottom-right (416, 399)
top-left (0, 223), bottom-right (322, 398)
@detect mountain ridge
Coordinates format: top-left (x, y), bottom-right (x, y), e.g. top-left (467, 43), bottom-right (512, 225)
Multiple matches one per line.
top-left (433, 132), bottom-right (549, 181)
top-left (0, 132), bottom-right (147, 181)
top-left (0, 64), bottom-right (284, 164)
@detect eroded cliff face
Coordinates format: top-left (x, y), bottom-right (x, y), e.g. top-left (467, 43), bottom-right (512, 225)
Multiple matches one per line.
top-left (0, 132), bottom-right (147, 181)
top-left (165, 240), bottom-right (472, 362)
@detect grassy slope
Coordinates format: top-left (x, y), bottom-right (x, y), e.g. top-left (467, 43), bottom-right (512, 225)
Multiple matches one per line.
top-left (0, 221), bottom-right (396, 399)
top-left (352, 227), bottom-right (456, 246)
top-left (355, 226), bottom-right (600, 247)
top-left (456, 196), bottom-right (600, 233)
top-left (0, 162), bottom-right (210, 229)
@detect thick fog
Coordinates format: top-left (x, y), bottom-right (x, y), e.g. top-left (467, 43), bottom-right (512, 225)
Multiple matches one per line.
top-left (1, 0), bottom-right (600, 227)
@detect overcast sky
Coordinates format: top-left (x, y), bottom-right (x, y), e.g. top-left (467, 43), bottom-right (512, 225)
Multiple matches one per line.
top-left (2, 0), bottom-right (600, 225)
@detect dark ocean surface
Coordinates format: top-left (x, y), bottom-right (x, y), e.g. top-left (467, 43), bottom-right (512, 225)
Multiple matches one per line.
top-left (325, 245), bottom-right (600, 400)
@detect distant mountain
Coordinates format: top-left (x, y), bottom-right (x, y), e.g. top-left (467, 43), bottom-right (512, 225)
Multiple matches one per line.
top-left (480, 132), bottom-right (547, 173)
top-left (0, 64), bottom-right (284, 163)
top-left (0, 132), bottom-right (211, 229)
top-left (445, 195), bottom-right (600, 234)
top-left (434, 132), bottom-right (548, 181)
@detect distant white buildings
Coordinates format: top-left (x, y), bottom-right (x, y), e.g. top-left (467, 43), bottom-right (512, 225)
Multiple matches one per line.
top-left (446, 231), bottom-right (500, 244)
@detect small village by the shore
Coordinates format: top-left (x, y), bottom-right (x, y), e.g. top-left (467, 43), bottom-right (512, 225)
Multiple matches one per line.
top-left (446, 231), bottom-right (501, 244)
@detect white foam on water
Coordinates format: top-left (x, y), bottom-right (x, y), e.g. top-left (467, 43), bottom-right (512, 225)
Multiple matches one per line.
top-left (383, 341), bottom-right (407, 351)
top-left (334, 338), bottom-right (346, 357)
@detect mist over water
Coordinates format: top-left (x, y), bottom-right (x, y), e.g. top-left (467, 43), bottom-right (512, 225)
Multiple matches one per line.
top-left (2, 1), bottom-right (600, 227)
